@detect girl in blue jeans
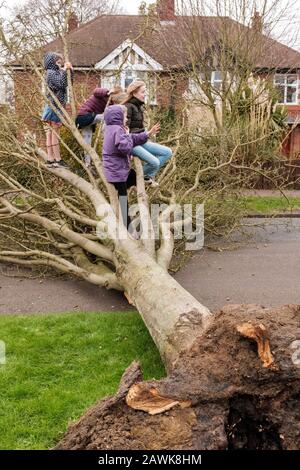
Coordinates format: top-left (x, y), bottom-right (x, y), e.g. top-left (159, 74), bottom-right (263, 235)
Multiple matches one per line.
top-left (123, 81), bottom-right (172, 187)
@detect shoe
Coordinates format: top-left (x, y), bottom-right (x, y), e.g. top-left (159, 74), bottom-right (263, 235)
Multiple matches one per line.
top-left (144, 177), bottom-right (159, 188)
top-left (46, 160), bottom-right (58, 168)
top-left (56, 160), bottom-right (69, 168)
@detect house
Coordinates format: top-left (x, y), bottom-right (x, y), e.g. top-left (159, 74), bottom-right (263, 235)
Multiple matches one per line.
top-left (9, 0), bottom-right (300, 157)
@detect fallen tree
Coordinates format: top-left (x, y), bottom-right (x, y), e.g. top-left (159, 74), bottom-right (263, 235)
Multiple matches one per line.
top-left (1, 127), bottom-right (299, 450)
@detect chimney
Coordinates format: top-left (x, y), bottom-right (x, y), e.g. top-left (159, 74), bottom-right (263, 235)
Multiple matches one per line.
top-left (157, 0), bottom-right (175, 22)
top-left (67, 12), bottom-right (78, 33)
top-left (251, 10), bottom-right (263, 32)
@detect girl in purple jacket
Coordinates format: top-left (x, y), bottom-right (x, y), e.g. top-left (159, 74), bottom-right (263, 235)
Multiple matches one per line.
top-left (103, 105), bottom-right (159, 229)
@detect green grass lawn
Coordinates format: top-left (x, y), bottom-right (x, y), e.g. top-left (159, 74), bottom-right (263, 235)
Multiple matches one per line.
top-left (0, 312), bottom-right (165, 450)
top-left (237, 196), bottom-right (300, 214)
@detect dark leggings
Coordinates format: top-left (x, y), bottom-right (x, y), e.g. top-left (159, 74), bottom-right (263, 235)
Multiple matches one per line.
top-left (112, 169), bottom-right (136, 229)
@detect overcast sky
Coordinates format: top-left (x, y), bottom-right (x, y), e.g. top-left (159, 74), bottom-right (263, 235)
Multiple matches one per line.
top-left (0, 0), bottom-right (150, 14)
top-left (123, 0), bottom-right (151, 13)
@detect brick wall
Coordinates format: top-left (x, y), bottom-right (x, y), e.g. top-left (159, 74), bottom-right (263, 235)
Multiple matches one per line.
top-left (156, 71), bottom-right (188, 113)
top-left (72, 70), bottom-right (101, 108)
top-left (13, 69), bottom-right (101, 131)
top-left (13, 70), bottom-right (44, 130)
top-left (290, 124), bottom-right (300, 158)
top-left (156, 72), bottom-right (175, 109)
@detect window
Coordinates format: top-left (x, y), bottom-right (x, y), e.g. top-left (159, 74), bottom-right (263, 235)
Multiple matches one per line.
top-left (188, 77), bottom-right (201, 96)
top-left (211, 71), bottom-right (222, 91)
top-left (124, 68), bottom-right (135, 89)
top-left (101, 70), bottom-right (157, 105)
top-left (101, 73), bottom-right (121, 90)
top-left (187, 71), bottom-right (222, 101)
top-left (274, 74), bottom-right (298, 104)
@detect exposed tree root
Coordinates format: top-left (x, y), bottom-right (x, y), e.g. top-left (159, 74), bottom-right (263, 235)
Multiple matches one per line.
top-left (55, 304), bottom-right (300, 450)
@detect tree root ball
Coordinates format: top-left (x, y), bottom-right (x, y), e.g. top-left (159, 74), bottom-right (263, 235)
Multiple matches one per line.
top-left (55, 304), bottom-right (300, 450)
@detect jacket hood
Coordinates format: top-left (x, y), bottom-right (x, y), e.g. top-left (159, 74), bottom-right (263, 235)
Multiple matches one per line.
top-left (104, 105), bottom-right (125, 126)
top-left (44, 52), bottom-right (61, 70)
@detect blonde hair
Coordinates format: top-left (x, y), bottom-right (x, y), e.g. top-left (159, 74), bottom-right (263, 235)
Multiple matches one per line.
top-left (110, 91), bottom-right (127, 105)
top-left (104, 85), bottom-right (122, 106)
top-left (121, 81), bottom-right (146, 104)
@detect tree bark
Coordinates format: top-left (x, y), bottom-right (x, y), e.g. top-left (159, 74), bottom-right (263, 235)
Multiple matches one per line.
top-left (114, 243), bottom-right (212, 371)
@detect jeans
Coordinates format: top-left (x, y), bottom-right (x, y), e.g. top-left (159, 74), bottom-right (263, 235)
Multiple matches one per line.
top-left (131, 141), bottom-right (172, 178)
top-left (82, 114), bottom-right (104, 166)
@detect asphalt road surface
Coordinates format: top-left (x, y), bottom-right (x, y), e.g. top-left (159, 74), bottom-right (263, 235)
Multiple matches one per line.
top-left (0, 218), bottom-right (299, 315)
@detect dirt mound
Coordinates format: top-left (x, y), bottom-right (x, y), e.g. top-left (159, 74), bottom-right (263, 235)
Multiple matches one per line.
top-left (55, 304), bottom-right (300, 450)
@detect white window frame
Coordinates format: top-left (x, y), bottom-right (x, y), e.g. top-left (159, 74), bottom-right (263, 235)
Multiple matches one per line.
top-left (274, 74), bottom-right (298, 105)
top-left (211, 71), bottom-right (223, 91)
top-left (188, 71), bottom-right (223, 91)
top-left (187, 71), bottom-right (223, 103)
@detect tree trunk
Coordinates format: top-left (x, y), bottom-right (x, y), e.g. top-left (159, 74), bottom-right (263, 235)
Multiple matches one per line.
top-left (114, 243), bottom-right (212, 371)
top-left (54, 247), bottom-right (300, 451)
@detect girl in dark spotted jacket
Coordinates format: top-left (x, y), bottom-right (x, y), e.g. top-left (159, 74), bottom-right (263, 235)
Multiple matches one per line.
top-left (41, 51), bottom-right (73, 168)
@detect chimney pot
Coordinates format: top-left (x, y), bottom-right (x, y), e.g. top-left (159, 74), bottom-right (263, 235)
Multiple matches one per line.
top-left (252, 10), bottom-right (263, 32)
top-left (68, 12), bottom-right (78, 33)
top-left (157, 0), bottom-right (175, 22)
